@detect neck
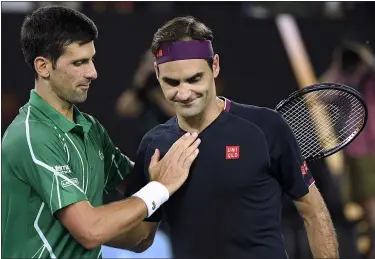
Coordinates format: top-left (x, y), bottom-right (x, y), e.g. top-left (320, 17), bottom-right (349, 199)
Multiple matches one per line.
top-left (177, 97), bottom-right (225, 133)
top-left (35, 80), bottom-right (74, 122)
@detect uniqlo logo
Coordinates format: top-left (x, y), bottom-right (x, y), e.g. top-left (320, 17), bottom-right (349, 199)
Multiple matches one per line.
top-left (226, 146), bottom-right (240, 160)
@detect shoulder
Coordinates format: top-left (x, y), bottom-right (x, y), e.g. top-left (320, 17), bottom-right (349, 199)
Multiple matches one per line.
top-left (230, 101), bottom-right (286, 126)
top-left (138, 117), bottom-right (176, 152)
top-left (229, 101), bottom-right (290, 135)
top-left (2, 106), bottom-right (62, 164)
top-left (3, 105), bottom-right (60, 147)
top-left (227, 100), bottom-right (293, 152)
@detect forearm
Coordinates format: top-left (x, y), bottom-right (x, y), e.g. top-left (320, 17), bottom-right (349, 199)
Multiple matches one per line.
top-left (58, 197), bottom-right (149, 250)
top-left (303, 208), bottom-right (339, 258)
top-left (88, 197), bottom-right (148, 248)
top-left (106, 221), bottom-right (159, 252)
top-left (58, 182), bottom-right (168, 250)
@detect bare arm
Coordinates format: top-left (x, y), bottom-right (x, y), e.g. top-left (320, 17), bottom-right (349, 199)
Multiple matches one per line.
top-left (56, 198), bottom-right (148, 250)
top-left (294, 184), bottom-right (339, 258)
top-left (105, 222), bottom-right (159, 252)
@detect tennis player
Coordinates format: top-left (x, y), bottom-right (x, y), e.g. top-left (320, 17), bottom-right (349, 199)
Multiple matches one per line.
top-left (130, 16), bottom-right (340, 259)
top-left (1, 7), bottom-right (200, 258)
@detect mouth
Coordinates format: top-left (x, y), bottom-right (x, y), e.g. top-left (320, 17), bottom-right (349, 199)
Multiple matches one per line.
top-left (178, 98), bottom-right (197, 106)
top-left (78, 84), bottom-right (90, 90)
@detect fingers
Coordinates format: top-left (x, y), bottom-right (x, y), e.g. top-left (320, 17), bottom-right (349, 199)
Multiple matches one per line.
top-left (149, 149), bottom-right (160, 168)
top-left (183, 149), bottom-right (199, 169)
top-left (173, 132), bottom-right (199, 162)
top-left (163, 132), bottom-right (191, 160)
top-left (164, 132), bottom-right (198, 161)
top-left (178, 137), bottom-right (201, 165)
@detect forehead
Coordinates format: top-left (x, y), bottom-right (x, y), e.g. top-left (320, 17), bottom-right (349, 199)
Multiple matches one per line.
top-left (158, 59), bottom-right (209, 78)
top-left (61, 41), bottom-right (96, 59)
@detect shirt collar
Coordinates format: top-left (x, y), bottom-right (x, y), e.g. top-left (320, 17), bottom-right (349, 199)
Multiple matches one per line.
top-left (28, 90), bottom-right (91, 134)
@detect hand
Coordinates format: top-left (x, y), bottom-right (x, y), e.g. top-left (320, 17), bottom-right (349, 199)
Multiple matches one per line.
top-left (148, 132), bottom-right (201, 195)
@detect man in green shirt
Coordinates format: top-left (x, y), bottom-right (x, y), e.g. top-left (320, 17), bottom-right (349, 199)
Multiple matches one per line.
top-left (1, 6), bottom-right (201, 259)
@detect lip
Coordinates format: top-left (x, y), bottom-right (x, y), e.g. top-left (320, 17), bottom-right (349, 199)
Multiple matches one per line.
top-left (179, 98), bottom-right (198, 106)
top-left (78, 84), bottom-right (90, 90)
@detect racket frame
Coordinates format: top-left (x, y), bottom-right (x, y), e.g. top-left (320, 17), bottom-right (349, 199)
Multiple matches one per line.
top-left (275, 83), bottom-right (368, 161)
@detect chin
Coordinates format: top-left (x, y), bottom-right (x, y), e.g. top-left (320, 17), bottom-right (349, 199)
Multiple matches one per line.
top-left (177, 106), bottom-right (203, 118)
top-left (70, 94), bottom-right (88, 104)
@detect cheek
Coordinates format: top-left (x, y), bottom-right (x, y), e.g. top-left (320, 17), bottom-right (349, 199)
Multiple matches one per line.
top-left (65, 69), bottom-right (82, 86)
top-left (195, 80), bottom-right (212, 95)
top-left (50, 70), bottom-right (65, 86)
top-left (52, 67), bottom-right (73, 82)
top-left (161, 86), bottom-right (177, 100)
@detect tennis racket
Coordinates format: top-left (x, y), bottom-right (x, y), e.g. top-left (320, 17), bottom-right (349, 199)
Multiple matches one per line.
top-left (275, 83), bottom-right (368, 161)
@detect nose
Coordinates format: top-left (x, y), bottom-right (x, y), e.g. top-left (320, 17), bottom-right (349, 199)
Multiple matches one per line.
top-left (85, 62), bottom-right (98, 80)
top-left (176, 85), bottom-right (192, 101)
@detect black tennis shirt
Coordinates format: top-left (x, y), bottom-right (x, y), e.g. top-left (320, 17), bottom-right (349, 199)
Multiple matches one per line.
top-left (130, 98), bottom-right (315, 259)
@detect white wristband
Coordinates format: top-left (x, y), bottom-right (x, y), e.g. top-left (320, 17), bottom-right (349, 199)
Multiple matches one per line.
top-left (132, 181), bottom-right (170, 218)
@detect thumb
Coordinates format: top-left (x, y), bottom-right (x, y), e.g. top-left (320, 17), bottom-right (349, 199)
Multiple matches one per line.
top-left (149, 149), bottom-right (160, 168)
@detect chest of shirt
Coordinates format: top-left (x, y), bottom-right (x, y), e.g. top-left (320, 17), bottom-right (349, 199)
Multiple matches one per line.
top-left (59, 131), bottom-right (105, 201)
top-left (154, 124), bottom-right (272, 232)
top-left (157, 123), bottom-right (270, 194)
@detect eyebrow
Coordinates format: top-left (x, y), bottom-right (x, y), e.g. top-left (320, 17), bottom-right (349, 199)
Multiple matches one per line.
top-left (162, 72), bottom-right (204, 84)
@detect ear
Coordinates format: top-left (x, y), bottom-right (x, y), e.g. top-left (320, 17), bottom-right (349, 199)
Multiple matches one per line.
top-left (34, 56), bottom-right (52, 78)
top-left (213, 54), bottom-right (220, 78)
top-left (154, 61), bottom-right (159, 80)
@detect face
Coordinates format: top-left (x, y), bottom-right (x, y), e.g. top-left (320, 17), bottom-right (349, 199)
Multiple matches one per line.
top-left (156, 55), bottom-right (220, 118)
top-left (38, 41), bottom-right (98, 104)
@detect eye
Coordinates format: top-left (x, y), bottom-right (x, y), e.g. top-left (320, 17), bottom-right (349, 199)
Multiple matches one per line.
top-left (73, 59), bottom-right (93, 67)
top-left (73, 61), bottom-right (85, 67)
top-left (164, 78), bottom-right (180, 87)
top-left (187, 76), bottom-right (202, 84)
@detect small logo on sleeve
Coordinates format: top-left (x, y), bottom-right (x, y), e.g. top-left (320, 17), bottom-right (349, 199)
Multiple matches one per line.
top-left (99, 150), bottom-right (104, 160)
top-left (226, 146), bottom-right (240, 160)
top-left (157, 49), bottom-right (163, 57)
top-left (54, 165), bottom-right (72, 175)
top-left (61, 178), bottom-right (79, 188)
top-left (301, 161), bottom-right (309, 176)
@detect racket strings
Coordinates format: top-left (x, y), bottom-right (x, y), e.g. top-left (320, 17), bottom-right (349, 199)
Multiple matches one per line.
top-left (278, 89), bottom-right (365, 159)
top-left (298, 91), bottom-right (362, 155)
top-left (308, 97), bottom-right (362, 142)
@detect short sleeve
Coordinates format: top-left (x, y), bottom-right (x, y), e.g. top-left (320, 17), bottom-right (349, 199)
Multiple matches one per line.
top-left (271, 114), bottom-right (315, 200)
top-left (125, 133), bottom-right (163, 222)
top-left (97, 122), bottom-right (133, 194)
top-left (14, 122), bottom-right (88, 214)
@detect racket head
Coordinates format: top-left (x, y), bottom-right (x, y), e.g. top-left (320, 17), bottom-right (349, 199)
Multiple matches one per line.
top-left (275, 83), bottom-right (368, 161)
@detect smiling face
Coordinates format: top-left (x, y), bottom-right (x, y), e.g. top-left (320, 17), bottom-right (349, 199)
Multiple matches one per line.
top-left (156, 55), bottom-right (220, 118)
top-left (47, 41), bottom-right (97, 104)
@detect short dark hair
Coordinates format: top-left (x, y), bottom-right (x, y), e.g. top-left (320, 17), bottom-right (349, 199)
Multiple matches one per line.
top-left (20, 6), bottom-right (98, 78)
top-left (151, 16), bottom-right (214, 70)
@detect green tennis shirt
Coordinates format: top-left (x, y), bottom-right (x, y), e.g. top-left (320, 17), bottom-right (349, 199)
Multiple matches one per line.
top-left (2, 90), bottom-right (132, 259)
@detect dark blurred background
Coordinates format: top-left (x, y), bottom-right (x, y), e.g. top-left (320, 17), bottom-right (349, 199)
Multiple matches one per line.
top-left (2, 1), bottom-right (375, 259)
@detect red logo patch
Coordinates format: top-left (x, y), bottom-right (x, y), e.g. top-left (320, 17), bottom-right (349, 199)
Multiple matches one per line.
top-left (157, 49), bottom-right (163, 57)
top-left (301, 161), bottom-right (309, 176)
top-left (226, 146), bottom-right (240, 160)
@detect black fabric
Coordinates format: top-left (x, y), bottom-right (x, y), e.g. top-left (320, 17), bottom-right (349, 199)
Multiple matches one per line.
top-left (130, 99), bottom-right (314, 259)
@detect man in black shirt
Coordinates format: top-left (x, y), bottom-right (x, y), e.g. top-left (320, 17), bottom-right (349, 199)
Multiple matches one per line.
top-left (130, 16), bottom-right (339, 259)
